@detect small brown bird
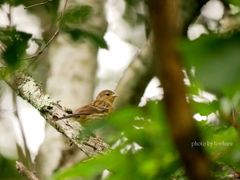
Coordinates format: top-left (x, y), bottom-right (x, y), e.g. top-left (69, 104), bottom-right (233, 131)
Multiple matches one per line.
top-left (55, 90), bottom-right (118, 126)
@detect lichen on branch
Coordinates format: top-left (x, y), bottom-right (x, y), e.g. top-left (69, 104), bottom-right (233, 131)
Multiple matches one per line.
top-left (0, 66), bottom-right (110, 157)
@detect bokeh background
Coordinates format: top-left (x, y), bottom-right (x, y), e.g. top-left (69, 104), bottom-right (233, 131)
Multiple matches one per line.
top-left (1, 0), bottom-right (240, 179)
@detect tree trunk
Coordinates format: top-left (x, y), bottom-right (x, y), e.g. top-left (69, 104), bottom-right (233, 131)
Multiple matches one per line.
top-left (36, 0), bottom-right (107, 178)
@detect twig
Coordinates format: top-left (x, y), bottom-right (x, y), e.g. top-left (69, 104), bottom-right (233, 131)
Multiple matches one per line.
top-left (23, 0), bottom-right (69, 67)
top-left (0, 4), bottom-right (12, 26)
top-left (16, 161), bottom-right (39, 180)
top-left (56, 0), bottom-right (69, 21)
top-left (224, 107), bottom-right (240, 130)
top-left (230, 166), bottom-right (240, 178)
top-left (23, 28), bottom-right (59, 60)
top-left (115, 33), bottom-right (154, 109)
top-left (23, 28), bottom-right (59, 68)
top-left (13, 92), bottom-right (34, 170)
top-left (62, 0), bottom-right (69, 15)
top-left (221, 164), bottom-right (240, 179)
top-left (24, 0), bottom-right (53, 9)
top-left (7, 4), bottom-right (11, 26)
top-left (0, 42), bottom-right (5, 52)
top-left (231, 107), bottom-right (236, 124)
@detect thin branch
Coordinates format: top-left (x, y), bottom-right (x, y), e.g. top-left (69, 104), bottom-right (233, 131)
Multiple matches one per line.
top-left (16, 161), bottom-right (39, 180)
top-left (225, 108), bottom-right (240, 130)
top-left (24, 0), bottom-right (53, 9)
top-left (115, 33), bottom-right (155, 109)
top-left (0, 67), bottom-right (110, 157)
top-left (0, 42), bottom-right (5, 52)
top-left (7, 4), bottom-right (11, 26)
top-left (0, 4), bottom-right (12, 26)
top-left (229, 165), bottom-right (240, 178)
top-left (224, 174), bottom-right (240, 179)
top-left (62, 0), bottom-right (69, 15)
top-left (16, 144), bottom-right (27, 168)
top-left (56, 0), bottom-right (69, 21)
top-left (13, 92), bottom-right (34, 170)
top-left (23, 0), bottom-right (69, 67)
top-left (231, 107), bottom-right (236, 124)
top-left (22, 28), bottom-right (59, 68)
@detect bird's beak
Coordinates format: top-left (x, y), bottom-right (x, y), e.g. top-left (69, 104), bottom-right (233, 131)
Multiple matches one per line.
top-left (112, 93), bottom-right (119, 97)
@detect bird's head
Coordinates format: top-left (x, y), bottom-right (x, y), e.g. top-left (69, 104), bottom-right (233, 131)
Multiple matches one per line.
top-left (96, 90), bottom-right (119, 103)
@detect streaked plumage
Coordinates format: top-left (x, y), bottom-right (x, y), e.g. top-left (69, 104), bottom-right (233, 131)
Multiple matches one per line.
top-left (55, 90), bottom-right (118, 126)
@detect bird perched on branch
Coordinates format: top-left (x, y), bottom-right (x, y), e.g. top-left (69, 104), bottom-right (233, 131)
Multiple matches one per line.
top-left (55, 90), bottom-right (118, 126)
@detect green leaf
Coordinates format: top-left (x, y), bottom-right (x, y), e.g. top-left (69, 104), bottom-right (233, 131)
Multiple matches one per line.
top-left (0, 0), bottom-right (26, 7)
top-left (49, 157), bottom-right (105, 179)
top-left (191, 100), bottom-right (219, 116)
top-left (222, 165), bottom-right (230, 170)
top-left (199, 121), bottom-right (239, 163)
top-left (60, 5), bottom-right (108, 49)
top-left (226, 0), bottom-right (240, 7)
top-left (0, 0), bottom-right (6, 5)
top-left (171, 167), bottom-right (186, 179)
top-left (0, 27), bottom-right (32, 68)
top-left (61, 27), bottom-right (108, 49)
top-left (122, 0), bottom-right (147, 27)
top-left (32, 38), bottom-right (45, 48)
top-left (0, 155), bottom-right (22, 179)
top-left (62, 5), bottom-right (92, 24)
top-left (124, 0), bottom-right (142, 6)
top-left (181, 33), bottom-right (240, 97)
top-left (86, 30), bottom-right (108, 49)
top-left (122, 6), bottom-right (146, 26)
top-left (50, 102), bottom-right (180, 180)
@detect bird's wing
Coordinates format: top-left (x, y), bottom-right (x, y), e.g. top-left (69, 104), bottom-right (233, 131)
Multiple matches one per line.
top-left (54, 101), bottom-right (111, 121)
top-left (74, 105), bottom-right (101, 115)
top-left (54, 105), bottom-right (99, 121)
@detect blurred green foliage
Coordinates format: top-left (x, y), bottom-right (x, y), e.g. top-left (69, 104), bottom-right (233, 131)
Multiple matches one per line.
top-left (62, 5), bottom-right (92, 25)
top-left (191, 100), bottom-right (219, 116)
top-left (1, 0), bottom-right (21, 6)
top-left (0, 27), bottom-right (31, 69)
top-left (1, 0), bottom-right (240, 179)
top-left (49, 101), bottom-right (240, 180)
top-left (182, 33), bottom-right (240, 97)
top-left (123, 0), bottom-right (146, 26)
top-left (61, 27), bottom-right (108, 49)
top-left (50, 102), bottom-right (183, 180)
top-left (0, 155), bottom-right (23, 180)
top-left (0, 0), bottom-right (58, 12)
top-left (226, 0), bottom-right (240, 7)
top-left (60, 5), bottom-right (108, 49)
top-left (49, 3), bottom-right (240, 178)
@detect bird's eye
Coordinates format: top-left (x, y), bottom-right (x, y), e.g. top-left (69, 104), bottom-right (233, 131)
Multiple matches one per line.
top-left (106, 93), bottom-right (110, 96)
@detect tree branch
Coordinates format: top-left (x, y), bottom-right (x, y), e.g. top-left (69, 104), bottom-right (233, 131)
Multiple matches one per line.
top-left (16, 161), bottom-right (39, 180)
top-left (13, 92), bottom-right (34, 170)
top-left (22, 28), bottom-right (59, 61)
top-left (22, 28), bottom-right (59, 68)
top-left (0, 66), bottom-right (110, 157)
top-left (147, 0), bottom-right (210, 179)
top-left (24, 0), bottom-right (53, 9)
top-left (115, 33), bottom-right (155, 108)
top-left (22, 0), bottom-right (69, 67)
